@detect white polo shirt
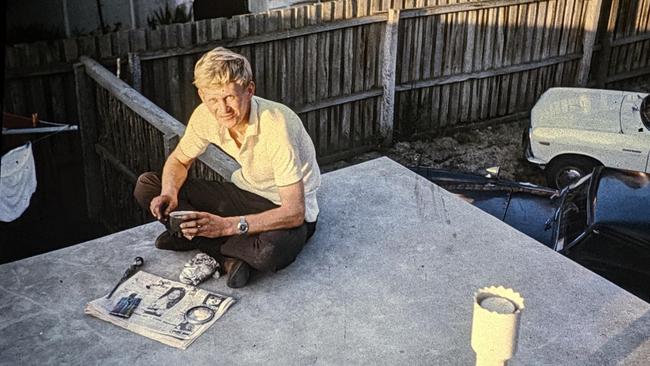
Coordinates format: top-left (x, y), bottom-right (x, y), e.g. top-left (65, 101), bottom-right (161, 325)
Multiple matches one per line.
top-left (178, 96), bottom-right (321, 222)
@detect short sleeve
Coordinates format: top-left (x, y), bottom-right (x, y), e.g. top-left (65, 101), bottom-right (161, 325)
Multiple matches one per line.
top-left (268, 118), bottom-right (303, 187)
top-left (178, 106), bottom-right (210, 159)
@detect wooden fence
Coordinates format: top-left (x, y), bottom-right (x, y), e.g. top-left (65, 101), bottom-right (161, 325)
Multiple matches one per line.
top-left (5, 0), bottom-right (650, 156)
top-left (593, 0), bottom-right (650, 87)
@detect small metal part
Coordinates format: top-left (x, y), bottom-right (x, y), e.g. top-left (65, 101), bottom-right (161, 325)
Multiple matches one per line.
top-left (184, 305), bottom-right (215, 325)
top-left (106, 257), bottom-right (145, 299)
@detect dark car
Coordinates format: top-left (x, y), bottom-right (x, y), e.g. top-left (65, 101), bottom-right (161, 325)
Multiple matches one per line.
top-left (410, 165), bottom-right (650, 302)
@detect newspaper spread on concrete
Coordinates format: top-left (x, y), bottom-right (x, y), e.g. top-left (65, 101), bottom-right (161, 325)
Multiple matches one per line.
top-left (85, 270), bottom-right (235, 349)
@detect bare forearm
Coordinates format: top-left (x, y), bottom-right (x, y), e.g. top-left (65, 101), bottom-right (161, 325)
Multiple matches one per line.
top-left (180, 181), bottom-right (306, 239)
top-left (228, 206), bottom-right (305, 235)
top-left (161, 156), bottom-right (190, 197)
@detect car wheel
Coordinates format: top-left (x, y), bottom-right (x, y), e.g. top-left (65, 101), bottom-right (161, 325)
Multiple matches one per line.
top-left (545, 156), bottom-right (600, 189)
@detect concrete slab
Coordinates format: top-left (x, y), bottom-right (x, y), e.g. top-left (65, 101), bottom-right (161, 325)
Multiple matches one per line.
top-left (1, 157), bottom-right (649, 365)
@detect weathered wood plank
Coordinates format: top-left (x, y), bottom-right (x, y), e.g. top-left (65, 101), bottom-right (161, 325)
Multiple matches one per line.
top-left (74, 63), bottom-right (103, 219)
top-left (41, 43), bottom-right (66, 121)
top-left (513, 3), bottom-right (528, 65)
top-left (252, 13), bottom-right (266, 97)
top-left (578, 0), bottom-right (604, 85)
top-left (63, 38), bottom-right (79, 62)
top-left (196, 19), bottom-right (209, 44)
top-left (433, 14), bottom-right (445, 77)
top-left (464, 9), bottom-right (477, 73)
top-left (329, 1), bottom-right (345, 151)
top-left (24, 43), bottom-right (49, 119)
top-left (145, 28), bottom-right (165, 109)
top-left (290, 8), bottom-right (305, 108)
top-left (380, 9), bottom-right (400, 146)
top-left (411, 16), bottom-right (423, 83)
top-left (471, 9), bottom-right (486, 72)
top-left (421, 14), bottom-right (434, 79)
top-left (164, 25), bottom-right (182, 120)
top-left (482, 7), bottom-right (496, 69)
top-left (502, 4), bottom-right (517, 67)
top-left (395, 52), bottom-right (582, 91)
top-left (138, 14), bottom-right (388, 61)
top-left (493, 6), bottom-right (506, 67)
top-left (5, 48), bottom-right (27, 114)
top-left (400, 18), bottom-right (413, 83)
top-left (98, 33), bottom-right (113, 59)
top-left (317, 3), bottom-right (332, 156)
top-left (565, 0), bottom-right (583, 55)
top-left (210, 17), bottom-right (224, 40)
top-left (541, 0), bottom-right (556, 60)
top-left (398, 0), bottom-right (541, 19)
top-left (469, 78), bottom-right (480, 121)
top-left (522, 2), bottom-right (537, 63)
top-left (558, 0), bottom-right (575, 56)
top-left (180, 22), bottom-right (196, 123)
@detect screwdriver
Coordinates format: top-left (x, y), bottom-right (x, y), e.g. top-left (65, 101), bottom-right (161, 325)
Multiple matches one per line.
top-left (106, 257), bottom-right (144, 299)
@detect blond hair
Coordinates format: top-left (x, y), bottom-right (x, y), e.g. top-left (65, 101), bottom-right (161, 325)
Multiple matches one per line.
top-left (193, 47), bottom-right (253, 89)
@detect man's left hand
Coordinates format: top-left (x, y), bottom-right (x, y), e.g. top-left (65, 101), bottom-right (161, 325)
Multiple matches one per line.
top-left (180, 212), bottom-right (233, 240)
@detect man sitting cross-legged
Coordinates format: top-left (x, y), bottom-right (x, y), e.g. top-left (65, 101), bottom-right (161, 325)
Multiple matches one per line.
top-left (134, 47), bottom-right (321, 288)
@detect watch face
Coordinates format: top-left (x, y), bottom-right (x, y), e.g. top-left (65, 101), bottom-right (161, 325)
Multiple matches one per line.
top-left (238, 219), bottom-right (249, 234)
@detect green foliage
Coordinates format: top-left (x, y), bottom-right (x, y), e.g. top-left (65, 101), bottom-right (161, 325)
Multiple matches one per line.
top-left (147, 3), bottom-right (193, 29)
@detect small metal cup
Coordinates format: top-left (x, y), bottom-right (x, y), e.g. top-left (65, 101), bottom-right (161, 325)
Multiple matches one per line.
top-left (168, 211), bottom-right (194, 237)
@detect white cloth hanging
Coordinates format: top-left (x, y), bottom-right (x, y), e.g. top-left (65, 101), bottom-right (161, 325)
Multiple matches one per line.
top-left (1, 143), bottom-right (37, 222)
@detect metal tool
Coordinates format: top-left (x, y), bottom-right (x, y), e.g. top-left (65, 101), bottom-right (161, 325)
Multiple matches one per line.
top-left (106, 257), bottom-right (144, 299)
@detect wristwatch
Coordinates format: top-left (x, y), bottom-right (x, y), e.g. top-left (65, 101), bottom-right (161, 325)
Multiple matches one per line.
top-left (237, 216), bottom-right (249, 235)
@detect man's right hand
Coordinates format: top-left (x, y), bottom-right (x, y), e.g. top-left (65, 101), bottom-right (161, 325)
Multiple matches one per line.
top-left (150, 194), bottom-right (178, 220)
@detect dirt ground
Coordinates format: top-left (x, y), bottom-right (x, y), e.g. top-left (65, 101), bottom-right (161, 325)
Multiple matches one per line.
top-left (322, 119), bottom-right (546, 185)
top-left (322, 80), bottom-right (650, 186)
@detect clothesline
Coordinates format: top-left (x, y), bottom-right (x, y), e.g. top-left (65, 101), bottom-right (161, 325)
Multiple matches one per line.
top-left (2, 121), bottom-right (78, 135)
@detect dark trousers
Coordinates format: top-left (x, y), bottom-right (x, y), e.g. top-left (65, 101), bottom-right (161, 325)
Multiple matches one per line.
top-left (133, 172), bottom-right (316, 272)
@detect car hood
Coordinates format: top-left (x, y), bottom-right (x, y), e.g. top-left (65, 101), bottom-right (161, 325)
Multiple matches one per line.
top-left (531, 87), bottom-right (642, 133)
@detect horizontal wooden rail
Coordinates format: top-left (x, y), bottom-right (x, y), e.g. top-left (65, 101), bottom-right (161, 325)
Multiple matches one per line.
top-left (397, 0), bottom-right (541, 19)
top-left (139, 14), bottom-right (388, 61)
top-left (611, 32), bottom-right (650, 47)
top-left (409, 111), bottom-right (531, 139)
top-left (606, 66), bottom-right (650, 84)
top-left (5, 57), bottom-right (129, 80)
top-left (395, 53), bottom-right (582, 92)
top-left (4, 62), bottom-right (72, 80)
top-left (293, 88), bottom-right (384, 114)
top-left (79, 56), bottom-right (240, 180)
top-left (95, 143), bottom-right (138, 183)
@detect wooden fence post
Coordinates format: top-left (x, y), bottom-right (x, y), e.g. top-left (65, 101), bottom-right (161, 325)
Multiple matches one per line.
top-left (595, 0), bottom-right (617, 88)
top-left (128, 52), bottom-right (142, 92)
top-left (577, 0), bottom-right (604, 86)
top-left (380, 8), bottom-right (399, 147)
top-left (73, 63), bottom-right (103, 220)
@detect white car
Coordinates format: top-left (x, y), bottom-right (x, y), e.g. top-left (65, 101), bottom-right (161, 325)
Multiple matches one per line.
top-left (525, 87), bottom-right (650, 188)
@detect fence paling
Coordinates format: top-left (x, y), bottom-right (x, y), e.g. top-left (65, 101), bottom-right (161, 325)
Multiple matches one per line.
top-left (74, 64), bottom-right (103, 220)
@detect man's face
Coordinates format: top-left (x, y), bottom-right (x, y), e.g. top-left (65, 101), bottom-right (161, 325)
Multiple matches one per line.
top-left (199, 82), bottom-right (255, 130)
